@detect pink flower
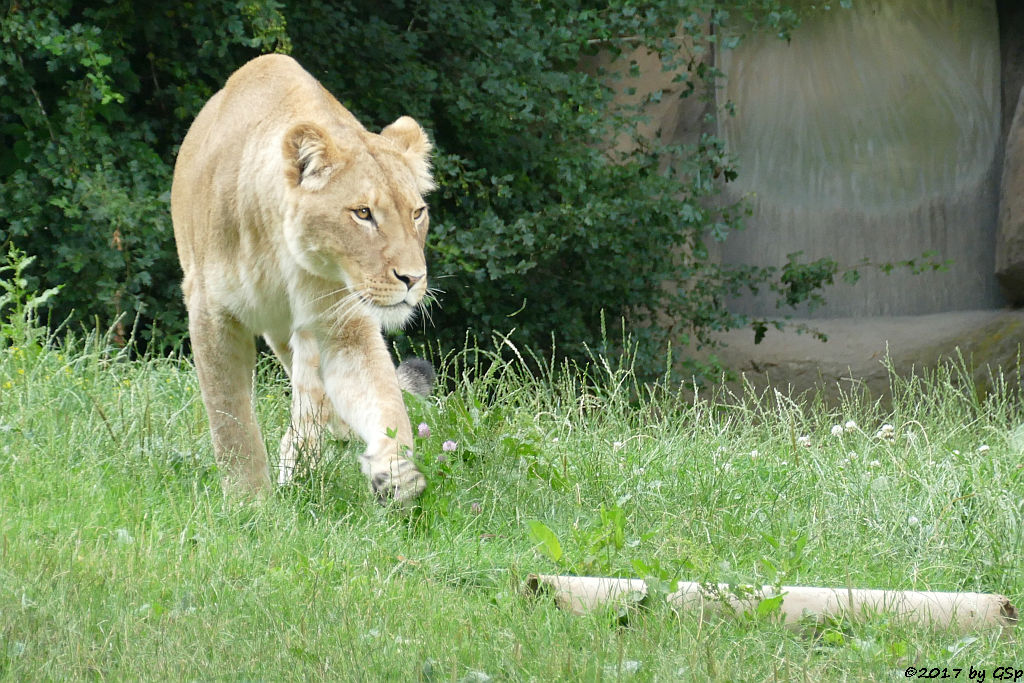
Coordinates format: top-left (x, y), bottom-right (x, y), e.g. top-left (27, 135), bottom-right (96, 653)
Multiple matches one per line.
top-left (442, 440), bottom-right (457, 452)
top-left (417, 422), bottom-right (431, 438)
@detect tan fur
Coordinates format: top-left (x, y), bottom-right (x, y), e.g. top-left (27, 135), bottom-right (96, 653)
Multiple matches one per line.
top-left (171, 54), bottom-right (434, 502)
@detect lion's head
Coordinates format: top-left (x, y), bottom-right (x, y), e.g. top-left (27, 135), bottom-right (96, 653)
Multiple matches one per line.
top-left (281, 116), bottom-right (435, 331)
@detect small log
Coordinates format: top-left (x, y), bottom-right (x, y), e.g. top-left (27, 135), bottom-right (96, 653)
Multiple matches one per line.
top-left (526, 574), bottom-right (1018, 632)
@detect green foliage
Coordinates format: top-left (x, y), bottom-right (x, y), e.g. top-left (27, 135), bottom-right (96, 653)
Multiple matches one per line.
top-left (0, 246), bottom-right (60, 346)
top-left (0, 0), bottom-right (290, 344)
top-left (1, 0), bottom-right (851, 375)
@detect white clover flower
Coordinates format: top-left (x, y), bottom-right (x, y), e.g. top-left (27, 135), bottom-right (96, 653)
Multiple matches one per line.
top-left (831, 424), bottom-right (844, 437)
top-left (875, 424), bottom-right (896, 441)
top-left (797, 435), bottom-right (811, 447)
top-left (908, 515), bottom-right (920, 527)
top-left (749, 449), bottom-right (759, 459)
top-left (442, 440), bottom-right (458, 452)
top-left (613, 441), bottom-right (624, 451)
top-left (847, 451), bottom-right (859, 460)
top-left (977, 444), bottom-right (990, 454)
top-left (844, 420), bottom-right (858, 431)
top-left (869, 459), bottom-right (881, 468)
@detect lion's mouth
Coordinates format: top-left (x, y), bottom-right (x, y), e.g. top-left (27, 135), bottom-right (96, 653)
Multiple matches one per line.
top-left (370, 300), bottom-right (417, 332)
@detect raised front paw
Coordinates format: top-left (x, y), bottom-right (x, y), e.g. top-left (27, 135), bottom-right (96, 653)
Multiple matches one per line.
top-left (368, 457), bottom-right (426, 504)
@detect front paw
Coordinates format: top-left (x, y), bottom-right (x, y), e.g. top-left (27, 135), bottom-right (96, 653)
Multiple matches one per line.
top-left (368, 457), bottom-right (426, 504)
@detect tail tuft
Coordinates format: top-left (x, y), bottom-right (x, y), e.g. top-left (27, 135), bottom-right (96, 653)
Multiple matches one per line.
top-left (396, 357), bottom-right (436, 397)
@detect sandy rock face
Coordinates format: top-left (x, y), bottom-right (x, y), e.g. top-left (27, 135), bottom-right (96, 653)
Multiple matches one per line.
top-left (706, 310), bottom-right (1024, 404)
top-left (714, 0), bottom-right (1002, 318)
top-left (996, 86), bottom-right (1024, 303)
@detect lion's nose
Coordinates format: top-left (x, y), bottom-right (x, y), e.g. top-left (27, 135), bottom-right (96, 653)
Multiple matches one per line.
top-left (394, 270), bottom-right (424, 290)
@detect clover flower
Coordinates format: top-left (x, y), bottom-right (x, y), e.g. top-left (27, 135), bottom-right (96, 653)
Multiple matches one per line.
top-left (417, 422), bottom-right (431, 439)
top-left (442, 440), bottom-right (458, 452)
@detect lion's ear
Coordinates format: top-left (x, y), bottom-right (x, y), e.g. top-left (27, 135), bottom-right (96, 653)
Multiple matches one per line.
top-left (283, 123), bottom-right (338, 191)
top-left (381, 116), bottom-right (436, 194)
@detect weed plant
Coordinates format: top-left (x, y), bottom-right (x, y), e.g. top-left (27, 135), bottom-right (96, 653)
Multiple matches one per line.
top-left (0, 279), bottom-right (1021, 679)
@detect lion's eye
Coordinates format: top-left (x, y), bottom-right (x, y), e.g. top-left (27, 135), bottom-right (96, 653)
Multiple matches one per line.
top-left (353, 207), bottom-right (373, 222)
top-left (413, 207), bottom-right (426, 221)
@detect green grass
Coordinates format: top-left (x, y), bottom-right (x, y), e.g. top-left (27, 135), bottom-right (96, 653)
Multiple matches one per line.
top-left (0, 328), bottom-right (1021, 681)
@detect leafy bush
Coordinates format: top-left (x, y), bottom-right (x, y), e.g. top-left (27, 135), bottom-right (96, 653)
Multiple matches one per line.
top-left (0, 246), bottom-right (60, 347)
top-left (2, 0), bottom-right (823, 376)
top-left (0, 0), bottom-right (290, 344)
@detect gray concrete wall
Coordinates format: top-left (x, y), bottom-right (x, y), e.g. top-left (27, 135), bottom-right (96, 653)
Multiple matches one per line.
top-left (716, 0), bottom-right (1003, 317)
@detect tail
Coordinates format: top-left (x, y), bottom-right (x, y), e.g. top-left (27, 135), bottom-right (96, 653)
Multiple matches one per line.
top-left (396, 357), bottom-right (436, 397)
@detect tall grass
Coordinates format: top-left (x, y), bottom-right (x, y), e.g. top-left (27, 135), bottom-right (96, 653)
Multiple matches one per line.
top-left (1, 297), bottom-right (1021, 679)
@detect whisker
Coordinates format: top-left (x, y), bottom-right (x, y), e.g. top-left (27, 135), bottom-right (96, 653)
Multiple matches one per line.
top-left (422, 290), bottom-right (444, 311)
top-left (322, 290), bottom-right (365, 337)
top-left (312, 286), bottom-right (350, 304)
top-left (327, 291), bottom-right (371, 337)
top-left (419, 305), bottom-right (436, 331)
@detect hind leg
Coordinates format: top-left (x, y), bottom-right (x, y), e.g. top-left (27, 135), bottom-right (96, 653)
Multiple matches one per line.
top-left (267, 330), bottom-right (351, 484)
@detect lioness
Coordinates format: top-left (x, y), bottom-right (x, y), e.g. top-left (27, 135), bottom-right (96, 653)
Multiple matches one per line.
top-left (171, 54), bottom-right (434, 502)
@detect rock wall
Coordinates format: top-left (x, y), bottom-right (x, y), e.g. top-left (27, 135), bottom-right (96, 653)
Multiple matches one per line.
top-left (587, 4), bottom-right (1024, 399)
top-left (715, 0), bottom-right (1003, 317)
top-left (999, 0), bottom-right (1024, 143)
top-left (705, 310), bottom-right (1024, 404)
top-left (996, 88), bottom-right (1024, 300)
top-left (996, 2), bottom-right (1024, 302)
